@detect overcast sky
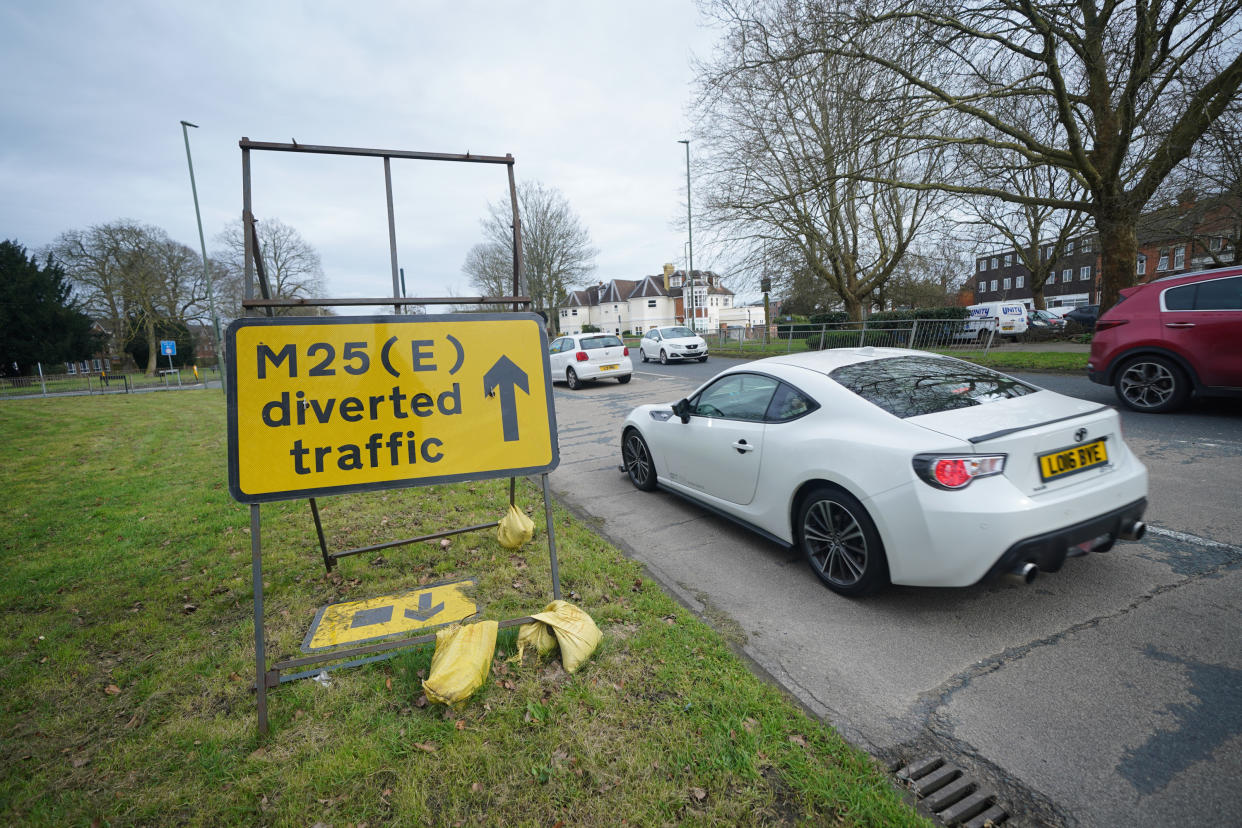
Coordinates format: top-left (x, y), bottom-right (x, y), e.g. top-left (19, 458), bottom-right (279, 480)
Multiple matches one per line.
top-left (1, 1), bottom-right (726, 311)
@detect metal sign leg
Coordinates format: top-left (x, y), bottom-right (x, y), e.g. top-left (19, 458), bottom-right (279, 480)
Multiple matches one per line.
top-left (541, 474), bottom-right (561, 600)
top-left (250, 504), bottom-right (268, 736)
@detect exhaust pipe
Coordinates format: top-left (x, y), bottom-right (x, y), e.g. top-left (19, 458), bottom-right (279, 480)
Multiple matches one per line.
top-left (1119, 520), bottom-right (1146, 541)
top-left (1004, 562), bottom-right (1038, 586)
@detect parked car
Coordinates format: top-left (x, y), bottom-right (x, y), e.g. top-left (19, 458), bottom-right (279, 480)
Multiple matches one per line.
top-left (621, 348), bottom-right (1148, 596)
top-left (954, 301), bottom-right (1029, 342)
top-left (1088, 266), bottom-right (1242, 413)
top-left (638, 326), bottom-right (709, 363)
top-left (548, 333), bottom-right (632, 389)
top-left (1028, 308), bottom-right (1067, 329)
top-left (1063, 304), bottom-right (1099, 328)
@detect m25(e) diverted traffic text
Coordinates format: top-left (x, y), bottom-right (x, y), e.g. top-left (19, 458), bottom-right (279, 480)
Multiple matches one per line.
top-left (225, 315), bottom-right (558, 503)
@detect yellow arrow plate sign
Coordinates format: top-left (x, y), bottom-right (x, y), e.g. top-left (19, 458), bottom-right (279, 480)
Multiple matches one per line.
top-left (302, 579), bottom-right (478, 652)
top-left (226, 314), bottom-right (558, 503)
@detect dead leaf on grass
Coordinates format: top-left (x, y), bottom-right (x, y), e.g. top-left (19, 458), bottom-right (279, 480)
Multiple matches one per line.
top-left (471, 782), bottom-right (483, 793)
top-left (104, 685), bottom-right (121, 695)
top-left (455, 720), bottom-right (465, 731)
top-left (788, 734), bottom-right (807, 747)
top-left (742, 718), bottom-right (758, 733)
top-left (385, 677), bottom-right (392, 691)
top-left (414, 742), bottom-right (438, 753)
top-left (72, 757), bottom-right (90, 768)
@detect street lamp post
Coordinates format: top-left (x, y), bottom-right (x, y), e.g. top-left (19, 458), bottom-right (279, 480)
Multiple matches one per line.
top-left (677, 139), bottom-right (695, 331)
top-left (180, 120), bottom-right (227, 393)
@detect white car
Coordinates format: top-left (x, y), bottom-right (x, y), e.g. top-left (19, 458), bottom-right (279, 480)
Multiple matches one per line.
top-left (549, 333), bottom-right (632, 389)
top-left (620, 348), bottom-right (1148, 596)
top-left (638, 326), bottom-right (709, 364)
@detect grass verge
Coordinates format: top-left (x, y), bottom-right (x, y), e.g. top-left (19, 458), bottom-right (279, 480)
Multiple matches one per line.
top-left (0, 392), bottom-right (928, 826)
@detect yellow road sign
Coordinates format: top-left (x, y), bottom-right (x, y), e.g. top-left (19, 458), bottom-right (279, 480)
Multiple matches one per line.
top-left (226, 314), bottom-right (558, 502)
top-left (302, 579), bottom-right (478, 651)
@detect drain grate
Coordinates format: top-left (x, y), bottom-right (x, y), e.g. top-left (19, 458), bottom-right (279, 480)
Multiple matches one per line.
top-left (894, 756), bottom-right (1009, 827)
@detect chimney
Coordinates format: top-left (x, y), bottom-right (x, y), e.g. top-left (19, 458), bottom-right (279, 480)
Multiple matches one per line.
top-left (663, 263), bottom-right (674, 291)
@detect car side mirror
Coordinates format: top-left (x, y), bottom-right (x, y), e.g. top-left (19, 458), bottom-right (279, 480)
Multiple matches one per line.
top-left (672, 399), bottom-right (691, 424)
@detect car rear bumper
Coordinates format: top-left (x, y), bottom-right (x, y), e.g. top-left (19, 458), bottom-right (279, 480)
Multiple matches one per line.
top-left (981, 497), bottom-right (1147, 582)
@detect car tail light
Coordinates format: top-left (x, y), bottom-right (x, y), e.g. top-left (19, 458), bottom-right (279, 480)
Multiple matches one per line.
top-left (575, 351), bottom-right (589, 362)
top-left (913, 454), bottom-right (1006, 490)
top-left (1094, 319), bottom-right (1128, 332)
top-left (623, 346), bottom-right (629, 356)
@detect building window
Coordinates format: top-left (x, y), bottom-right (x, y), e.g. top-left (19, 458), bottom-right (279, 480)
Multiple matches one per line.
top-left (978, 260), bottom-right (987, 271)
top-left (1003, 277), bottom-right (1012, 290)
top-left (1016, 275), bottom-right (1024, 288)
top-left (990, 279), bottom-right (998, 291)
top-left (647, 299), bottom-right (657, 307)
top-left (979, 279), bottom-right (987, 292)
top-left (634, 326), bottom-right (642, 334)
top-left (671, 276), bottom-right (682, 287)
top-left (561, 309), bottom-right (567, 317)
top-left (1048, 272), bottom-right (1056, 285)
top-left (1005, 254), bottom-right (1013, 266)
top-left (991, 257), bottom-right (998, 269)
top-left (1136, 254), bottom-right (1146, 274)
top-left (572, 309), bottom-right (578, 316)
top-left (1081, 238), bottom-right (1092, 253)
top-left (1174, 246), bottom-right (1185, 269)
top-left (1210, 236), bottom-right (1223, 252)
top-left (1062, 268), bottom-right (1071, 283)
top-left (1066, 240), bottom-right (1074, 254)
top-left (1157, 249), bottom-right (1169, 271)
top-left (1080, 266), bottom-right (1091, 281)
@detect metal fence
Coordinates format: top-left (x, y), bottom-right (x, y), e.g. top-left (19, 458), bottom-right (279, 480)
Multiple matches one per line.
top-left (700, 318), bottom-right (1011, 355)
top-left (0, 367), bottom-right (220, 400)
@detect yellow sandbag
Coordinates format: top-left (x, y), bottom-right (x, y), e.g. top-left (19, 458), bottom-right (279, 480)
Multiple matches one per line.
top-left (497, 504), bottom-right (535, 549)
top-left (529, 600), bottom-right (602, 674)
top-left (421, 620), bottom-right (498, 707)
top-left (515, 619), bottom-right (559, 662)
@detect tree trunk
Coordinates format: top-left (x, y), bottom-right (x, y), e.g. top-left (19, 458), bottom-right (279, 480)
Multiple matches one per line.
top-left (1031, 287), bottom-right (1046, 310)
top-left (1095, 216), bottom-right (1139, 312)
top-left (144, 317), bottom-right (158, 376)
top-left (843, 291), bottom-right (864, 322)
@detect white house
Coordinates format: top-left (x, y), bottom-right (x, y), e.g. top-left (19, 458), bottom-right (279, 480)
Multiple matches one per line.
top-left (558, 264), bottom-right (746, 335)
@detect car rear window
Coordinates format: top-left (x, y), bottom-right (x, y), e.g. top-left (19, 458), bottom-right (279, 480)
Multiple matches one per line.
top-left (580, 336), bottom-right (622, 350)
top-left (829, 356), bottom-right (1037, 418)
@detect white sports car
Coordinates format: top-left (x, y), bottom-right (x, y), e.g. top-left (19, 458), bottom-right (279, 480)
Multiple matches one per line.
top-left (620, 348), bottom-right (1148, 596)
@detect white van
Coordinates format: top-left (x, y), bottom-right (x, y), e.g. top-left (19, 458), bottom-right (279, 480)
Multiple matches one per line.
top-left (956, 301), bottom-right (1029, 342)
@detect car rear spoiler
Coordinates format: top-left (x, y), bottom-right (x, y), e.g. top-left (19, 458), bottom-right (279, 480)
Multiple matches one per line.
top-left (968, 405), bottom-right (1113, 444)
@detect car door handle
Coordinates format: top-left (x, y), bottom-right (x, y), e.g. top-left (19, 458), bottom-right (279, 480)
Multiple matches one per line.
top-left (1165, 322), bottom-right (1195, 328)
top-left (732, 439), bottom-right (754, 453)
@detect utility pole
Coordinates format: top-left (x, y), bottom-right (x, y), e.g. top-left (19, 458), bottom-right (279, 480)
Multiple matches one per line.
top-left (180, 120), bottom-right (227, 393)
top-left (678, 139), bottom-right (695, 331)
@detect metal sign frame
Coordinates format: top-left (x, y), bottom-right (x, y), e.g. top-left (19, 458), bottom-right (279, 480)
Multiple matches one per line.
top-left (237, 138), bottom-right (560, 735)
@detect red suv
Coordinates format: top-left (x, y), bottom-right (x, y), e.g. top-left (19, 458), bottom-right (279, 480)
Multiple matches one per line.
top-left (1089, 266), bottom-right (1242, 412)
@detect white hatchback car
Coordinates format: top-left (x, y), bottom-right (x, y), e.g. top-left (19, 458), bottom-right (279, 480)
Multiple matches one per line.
top-left (621, 348), bottom-right (1148, 596)
top-left (638, 326), bottom-right (709, 364)
top-left (549, 333), bottom-right (633, 389)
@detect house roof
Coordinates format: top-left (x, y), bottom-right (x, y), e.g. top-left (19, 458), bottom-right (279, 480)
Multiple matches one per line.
top-left (599, 279), bottom-right (637, 303)
top-left (628, 276), bottom-right (669, 298)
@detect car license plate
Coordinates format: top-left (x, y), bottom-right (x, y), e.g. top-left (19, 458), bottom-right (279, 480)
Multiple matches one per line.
top-left (599, 364), bottom-right (618, 371)
top-left (1038, 438), bottom-right (1109, 481)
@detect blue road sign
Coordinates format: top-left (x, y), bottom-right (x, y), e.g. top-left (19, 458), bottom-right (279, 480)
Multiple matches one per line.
top-left (160, 340), bottom-right (177, 356)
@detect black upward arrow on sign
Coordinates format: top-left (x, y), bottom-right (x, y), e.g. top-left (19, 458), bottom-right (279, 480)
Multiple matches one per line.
top-left (483, 355), bottom-right (529, 442)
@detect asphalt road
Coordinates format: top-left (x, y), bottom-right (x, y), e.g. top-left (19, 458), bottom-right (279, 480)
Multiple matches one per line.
top-left (546, 354), bottom-right (1242, 827)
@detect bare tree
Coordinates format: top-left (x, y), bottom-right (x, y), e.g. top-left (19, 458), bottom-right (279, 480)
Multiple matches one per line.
top-left (1159, 101), bottom-right (1242, 265)
top-left (463, 181), bottom-right (598, 320)
top-left (706, 0), bottom-right (1242, 311)
top-left (214, 218), bottom-right (326, 317)
top-left (50, 221), bottom-right (204, 374)
top-left (876, 236), bottom-right (970, 310)
top-left (693, 5), bottom-right (951, 320)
